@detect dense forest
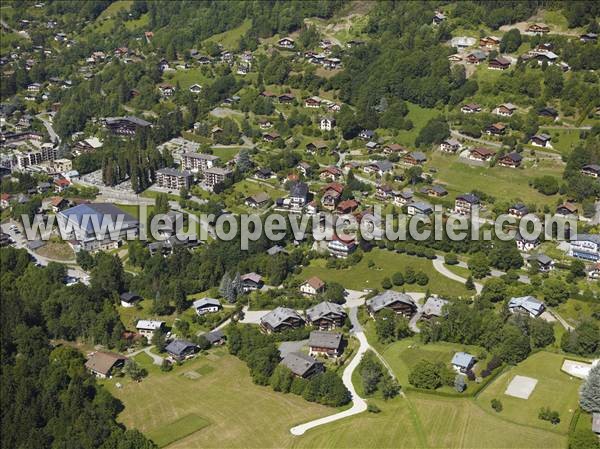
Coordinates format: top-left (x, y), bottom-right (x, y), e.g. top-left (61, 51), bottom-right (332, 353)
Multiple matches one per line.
top-left (0, 247), bottom-right (156, 449)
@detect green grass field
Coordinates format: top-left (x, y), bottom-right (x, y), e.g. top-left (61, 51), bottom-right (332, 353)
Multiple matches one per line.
top-left (104, 352), bottom-right (333, 449)
top-left (164, 68), bottom-right (213, 90)
top-left (476, 351), bottom-right (581, 434)
top-left (146, 414), bottom-right (210, 448)
top-left (378, 337), bottom-right (486, 390)
top-left (297, 249), bottom-right (471, 297)
top-left (428, 152), bottom-right (564, 208)
top-left (394, 103), bottom-right (440, 147)
top-left (555, 299), bottom-right (600, 328)
top-left (539, 128), bottom-right (582, 155)
top-left (203, 19), bottom-right (252, 50)
top-left (211, 146), bottom-right (242, 162)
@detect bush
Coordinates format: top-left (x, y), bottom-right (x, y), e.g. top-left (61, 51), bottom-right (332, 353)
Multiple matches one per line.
top-left (367, 402), bottom-right (381, 413)
top-left (538, 407), bottom-right (560, 424)
top-left (445, 253), bottom-right (458, 265)
top-left (160, 359), bottom-right (173, 372)
top-left (381, 277), bottom-right (392, 289)
top-left (491, 398), bottom-right (503, 412)
top-left (392, 272), bottom-right (404, 286)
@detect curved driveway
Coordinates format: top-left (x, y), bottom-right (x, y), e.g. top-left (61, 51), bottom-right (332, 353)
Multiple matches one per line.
top-left (290, 306), bottom-right (368, 436)
top-left (432, 256), bottom-right (483, 294)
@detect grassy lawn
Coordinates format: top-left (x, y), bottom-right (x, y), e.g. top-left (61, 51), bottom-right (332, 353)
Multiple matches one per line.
top-left (554, 299), bottom-right (600, 328)
top-left (210, 146), bottom-right (242, 162)
top-left (394, 103), bottom-right (440, 147)
top-left (297, 249), bottom-right (471, 297)
top-left (539, 128), bottom-right (582, 155)
top-left (147, 414), bottom-right (210, 448)
top-left (429, 152), bottom-right (564, 208)
top-left (409, 393), bottom-right (566, 449)
top-left (476, 351), bottom-right (581, 434)
top-left (103, 352), bottom-right (332, 449)
top-left (203, 19), bottom-right (252, 50)
top-left (443, 263), bottom-right (471, 279)
top-left (378, 337), bottom-right (487, 390)
top-left (164, 68), bottom-right (213, 90)
top-left (293, 391), bottom-right (565, 449)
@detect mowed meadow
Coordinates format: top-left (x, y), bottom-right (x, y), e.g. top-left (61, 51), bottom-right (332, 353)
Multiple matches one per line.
top-left (105, 342), bottom-right (570, 449)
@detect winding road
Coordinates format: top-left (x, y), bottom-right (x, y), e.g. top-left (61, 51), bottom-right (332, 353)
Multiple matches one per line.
top-left (290, 306), bottom-right (368, 436)
top-left (431, 255), bottom-right (483, 294)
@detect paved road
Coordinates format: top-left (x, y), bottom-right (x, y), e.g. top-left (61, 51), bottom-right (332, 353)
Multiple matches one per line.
top-left (128, 345), bottom-right (164, 365)
top-left (290, 306), bottom-right (368, 436)
top-left (36, 113), bottom-right (60, 144)
top-left (1, 222), bottom-right (90, 284)
top-left (432, 256), bottom-right (482, 294)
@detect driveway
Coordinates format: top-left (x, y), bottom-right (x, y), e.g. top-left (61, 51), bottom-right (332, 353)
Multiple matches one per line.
top-left (290, 306), bottom-right (368, 436)
top-left (432, 256), bottom-right (483, 294)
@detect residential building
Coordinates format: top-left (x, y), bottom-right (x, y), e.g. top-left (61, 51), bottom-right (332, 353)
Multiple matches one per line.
top-left (393, 189), bottom-right (413, 206)
top-left (526, 23), bottom-right (550, 35)
top-left (321, 183), bottom-right (343, 210)
top-left (451, 352), bottom-right (476, 373)
top-left (300, 276), bottom-right (326, 296)
top-left (120, 292), bottom-right (141, 308)
top-left (336, 199), bottom-right (359, 214)
top-left (367, 291), bottom-right (417, 317)
top-left (53, 158), bottom-right (73, 172)
top-left (320, 166), bottom-right (343, 182)
top-left (485, 123), bottom-right (506, 136)
top-left (156, 167), bottom-right (192, 190)
top-left (278, 37), bottom-right (295, 49)
top-left (204, 167), bottom-right (232, 189)
top-left (181, 152), bottom-right (219, 173)
top-left (494, 103), bottom-right (517, 117)
top-left (204, 329), bottom-right (226, 346)
top-left (327, 234), bottom-right (357, 258)
top-left (306, 140), bottom-right (328, 153)
top-left (440, 138), bottom-right (462, 153)
top-left (240, 272), bottom-right (263, 291)
top-left (308, 331), bottom-right (343, 358)
top-left (85, 352), bottom-right (127, 378)
top-left (103, 116), bottom-right (151, 136)
top-left (404, 151), bottom-right (427, 166)
top-left (454, 193), bottom-right (480, 215)
top-left (359, 129), bottom-right (375, 140)
top-left (508, 296), bottom-right (546, 318)
top-left (569, 234), bottom-right (600, 262)
top-left (320, 117), bottom-right (335, 131)
top-left (260, 307), bottom-right (305, 333)
top-left (245, 192), bottom-right (270, 208)
top-left (192, 298), bottom-right (222, 315)
top-left (488, 56), bottom-right (511, 70)
top-left (280, 352), bottom-right (323, 378)
top-left (376, 184), bottom-right (394, 201)
top-left (421, 185), bottom-right (448, 197)
top-left (136, 320), bottom-right (165, 339)
top-left (515, 231), bottom-right (539, 252)
top-left (556, 202), bottom-right (578, 217)
top-left (581, 164), bottom-right (600, 178)
top-left (469, 147), bottom-right (496, 161)
top-left (304, 97), bottom-right (321, 108)
top-left (57, 203), bottom-right (139, 251)
top-left (508, 203), bottom-right (529, 218)
top-left (407, 201), bottom-right (434, 216)
top-left (262, 131), bottom-right (280, 142)
top-left (364, 160), bottom-right (394, 176)
top-left (527, 254), bottom-right (554, 272)
top-left (289, 182), bottom-right (309, 208)
top-left (278, 93), bottom-right (294, 104)
top-left (383, 143), bottom-right (407, 155)
top-left (466, 51), bottom-right (487, 65)
top-left (421, 296), bottom-right (449, 320)
top-left (461, 103), bottom-right (482, 113)
top-left (498, 152), bottom-right (523, 168)
top-left (530, 133), bottom-right (552, 148)
top-left (479, 36), bottom-right (500, 48)
top-left (165, 340), bottom-right (198, 361)
top-left (305, 301), bottom-right (347, 330)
